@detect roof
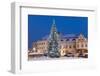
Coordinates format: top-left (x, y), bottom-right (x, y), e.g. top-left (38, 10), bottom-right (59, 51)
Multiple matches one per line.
top-left (61, 34), bottom-right (78, 39)
top-left (41, 34), bottom-right (78, 40)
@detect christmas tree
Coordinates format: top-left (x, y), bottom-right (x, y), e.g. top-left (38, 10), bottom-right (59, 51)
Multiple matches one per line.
top-left (47, 19), bottom-right (60, 58)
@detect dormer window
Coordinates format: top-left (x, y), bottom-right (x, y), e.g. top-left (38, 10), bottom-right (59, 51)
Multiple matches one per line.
top-left (66, 39), bottom-right (69, 41)
top-left (61, 40), bottom-right (63, 41)
top-left (72, 39), bottom-right (75, 41)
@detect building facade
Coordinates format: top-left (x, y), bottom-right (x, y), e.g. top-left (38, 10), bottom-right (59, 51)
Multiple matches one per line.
top-left (29, 34), bottom-right (88, 57)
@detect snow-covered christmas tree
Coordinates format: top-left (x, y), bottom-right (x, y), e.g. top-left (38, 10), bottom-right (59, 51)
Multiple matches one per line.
top-left (47, 19), bottom-right (60, 58)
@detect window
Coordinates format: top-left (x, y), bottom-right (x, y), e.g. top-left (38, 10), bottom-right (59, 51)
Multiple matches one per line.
top-left (61, 40), bottom-right (63, 41)
top-left (85, 44), bottom-right (87, 47)
top-left (66, 39), bottom-right (69, 41)
top-left (69, 45), bottom-right (71, 48)
top-left (77, 44), bottom-right (79, 48)
top-left (72, 39), bottom-right (75, 41)
top-left (81, 44), bottom-right (84, 47)
top-left (66, 45), bottom-right (68, 48)
top-left (73, 45), bottom-right (76, 48)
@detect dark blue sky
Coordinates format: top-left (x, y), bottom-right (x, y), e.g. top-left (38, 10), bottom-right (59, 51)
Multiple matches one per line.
top-left (28, 15), bottom-right (88, 48)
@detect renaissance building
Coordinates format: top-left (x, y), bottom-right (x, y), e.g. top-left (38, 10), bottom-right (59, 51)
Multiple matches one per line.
top-left (28, 20), bottom-right (88, 58)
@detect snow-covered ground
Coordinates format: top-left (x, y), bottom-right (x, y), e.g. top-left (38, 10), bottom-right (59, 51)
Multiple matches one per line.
top-left (28, 56), bottom-right (85, 61)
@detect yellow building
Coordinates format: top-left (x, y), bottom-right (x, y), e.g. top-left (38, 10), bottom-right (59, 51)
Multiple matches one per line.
top-left (30, 34), bottom-right (88, 57)
top-left (76, 34), bottom-right (88, 57)
top-left (35, 40), bottom-right (48, 54)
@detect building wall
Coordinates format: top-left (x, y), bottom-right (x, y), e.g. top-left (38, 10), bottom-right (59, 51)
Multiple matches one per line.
top-left (59, 39), bottom-right (76, 56)
top-left (34, 40), bottom-right (48, 54)
top-left (31, 34), bottom-right (88, 56)
top-left (76, 34), bottom-right (88, 53)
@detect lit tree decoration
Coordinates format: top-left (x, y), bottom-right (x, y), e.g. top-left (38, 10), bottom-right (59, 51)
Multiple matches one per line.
top-left (47, 19), bottom-right (60, 58)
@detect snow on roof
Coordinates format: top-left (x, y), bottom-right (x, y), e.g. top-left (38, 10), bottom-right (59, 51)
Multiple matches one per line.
top-left (41, 34), bottom-right (78, 40)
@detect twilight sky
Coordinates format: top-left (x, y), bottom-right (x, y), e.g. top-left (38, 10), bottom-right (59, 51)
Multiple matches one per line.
top-left (28, 15), bottom-right (88, 48)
